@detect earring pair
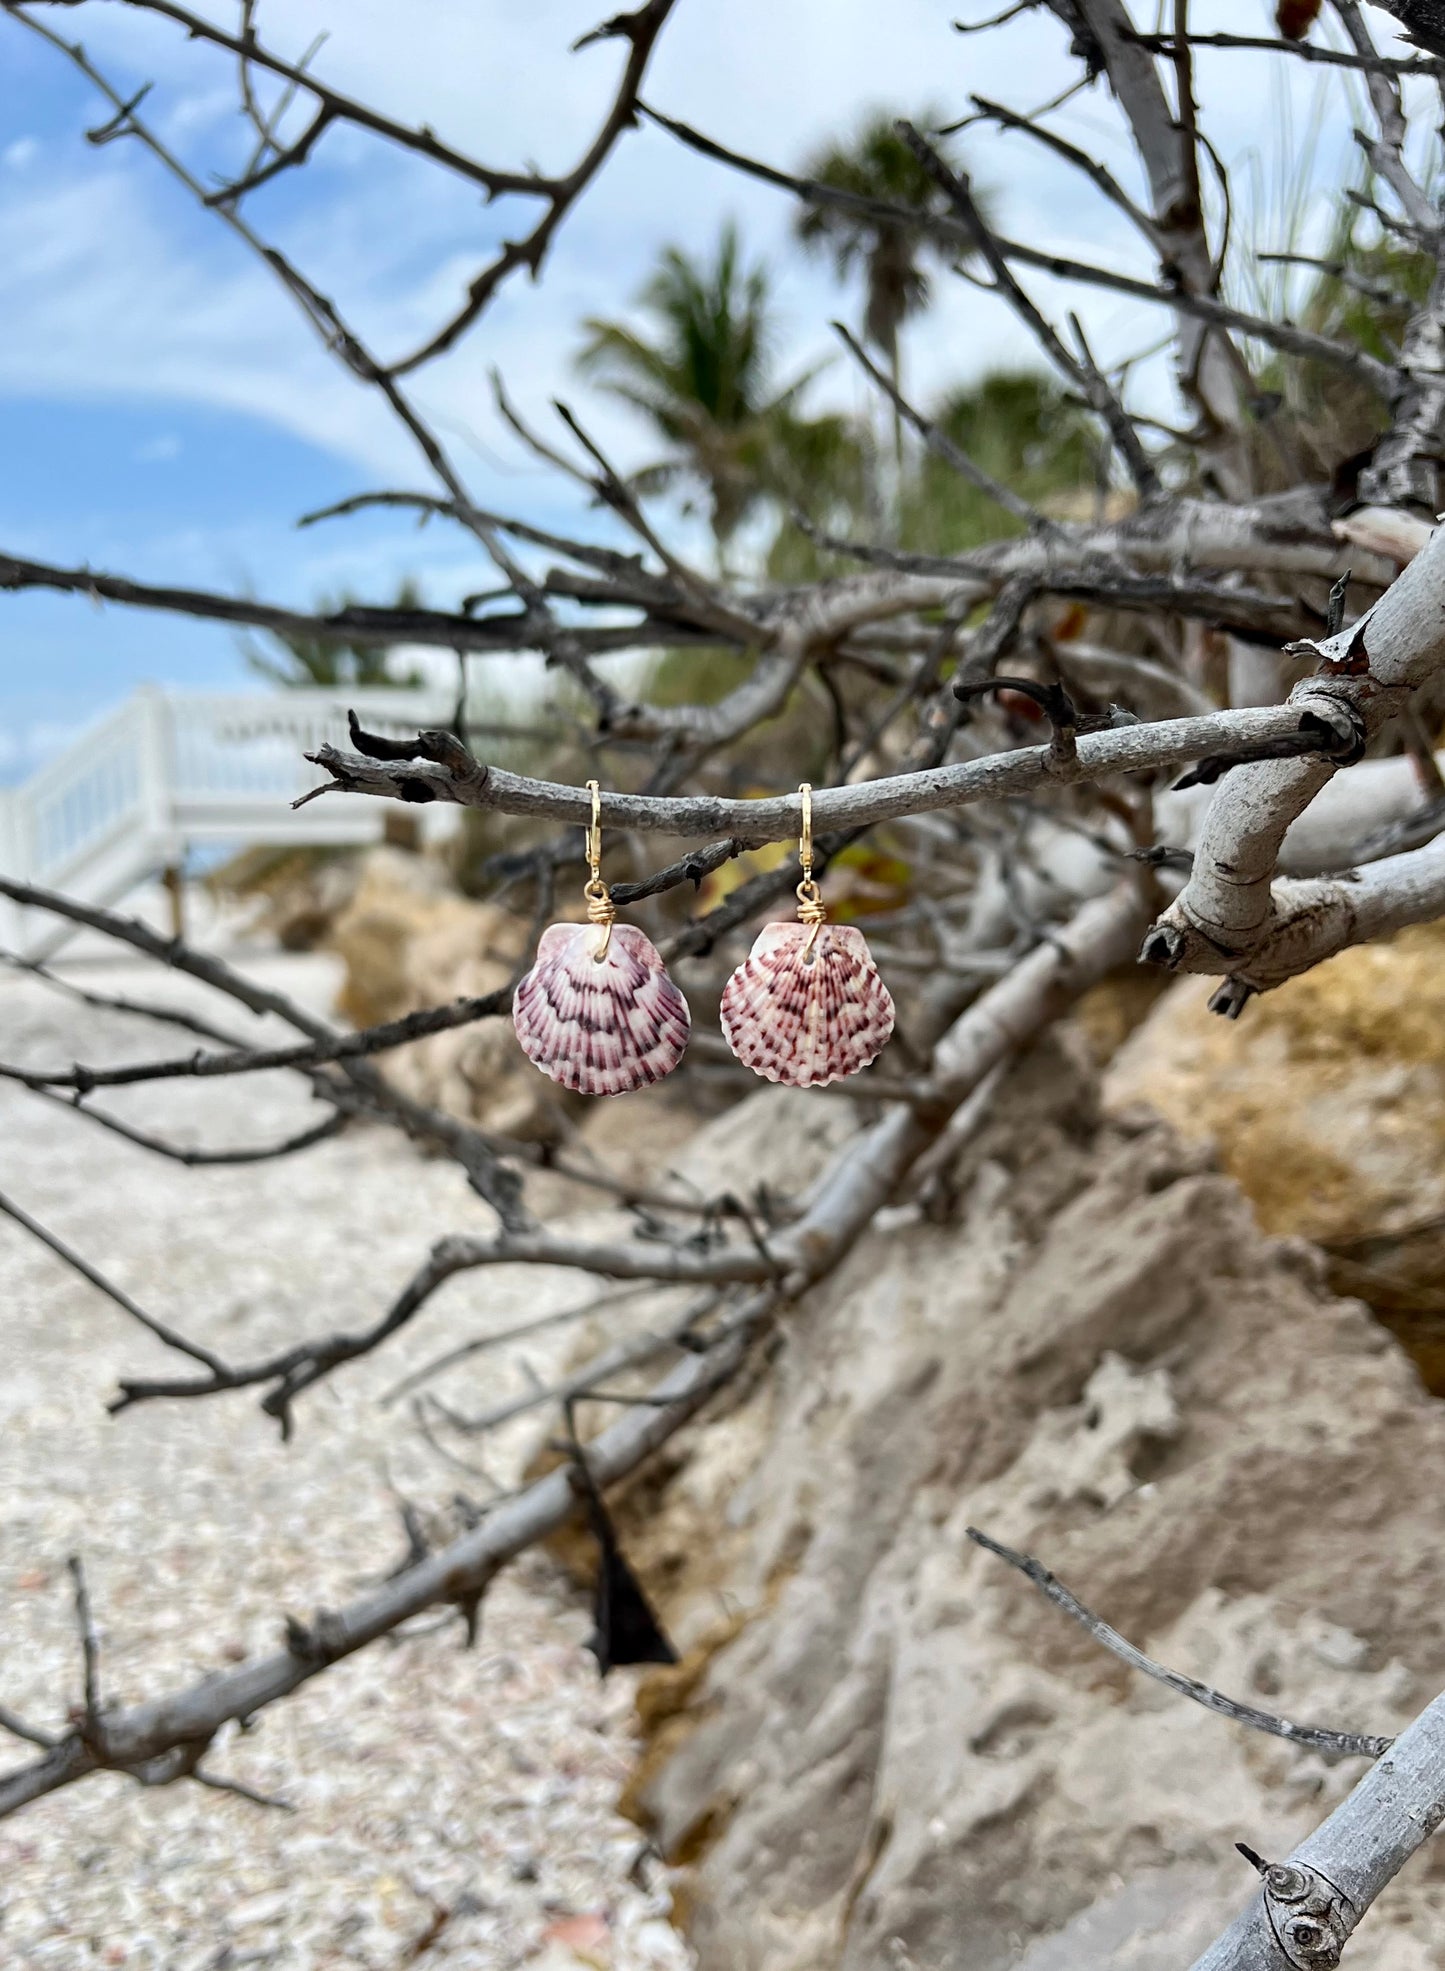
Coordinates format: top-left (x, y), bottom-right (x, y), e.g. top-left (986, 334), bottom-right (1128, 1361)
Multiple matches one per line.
top-left (512, 782), bottom-right (894, 1098)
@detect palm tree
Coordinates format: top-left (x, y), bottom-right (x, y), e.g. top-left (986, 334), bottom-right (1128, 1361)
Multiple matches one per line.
top-left (794, 112), bottom-right (974, 461)
top-left (576, 224), bottom-right (833, 564)
top-left (242, 578), bottom-right (426, 688)
top-left (901, 372), bottom-right (1095, 555)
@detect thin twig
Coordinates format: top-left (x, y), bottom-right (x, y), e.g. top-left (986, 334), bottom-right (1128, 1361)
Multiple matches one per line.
top-left (968, 1528), bottom-right (1392, 1758)
top-left (189, 1768), bottom-right (295, 1812)
top-left (20, 1089), bottom-right (348, 1168)
top-left (379, 1282), bottom-right (675, 1405)
top-left (833, 321), bottom-right (1055, 531)
top-left (0, 1706), bottom-right (57, 1751)
top-left (0, 1189), bottom-right (226, 1373)
top-left (0, 988), bottom-right (511, 1091)
top-left (68, 1557), bottom-right (101, 1735)
top-left (895, 121), bottom-right (1161, 501)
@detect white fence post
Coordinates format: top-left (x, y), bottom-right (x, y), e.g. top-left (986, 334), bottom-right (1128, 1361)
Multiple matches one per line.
top-left (0, 784), bottom-right (25, 954)
top-left (135, 683), bottom-right (175, 866)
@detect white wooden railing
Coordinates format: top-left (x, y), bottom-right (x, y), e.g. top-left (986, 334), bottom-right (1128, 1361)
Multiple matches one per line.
top-left (0, 685), bottom-right (456, 958)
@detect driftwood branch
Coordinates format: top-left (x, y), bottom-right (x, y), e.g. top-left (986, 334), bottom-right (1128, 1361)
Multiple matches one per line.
top-left (973, 1527), bottom-right (1445, 1964)
top-left (1190, 1691), bottom-right (1445, 1968)
top-left (0, 986), bottom-right (513, 1090)
top-left (0, 1188), bottom-right (228, 1375)
top-left (303, 703), bottom-right (1351, 841)
top-left (0, 877), bottom-right (526, 1225)
top-left (1145, 525), bottom-right (1445, 1001)
top-left (0, 882), bottom-right (1144, 1817)
top-left (0, 1303), bottom-right (761, 1819)
top-left (968, 1528), bottom-right (1391, 1758)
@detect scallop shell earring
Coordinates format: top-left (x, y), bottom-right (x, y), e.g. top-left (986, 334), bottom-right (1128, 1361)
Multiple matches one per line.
top-left (513, 781), bottom-right (691, 1097)
top-left (720, 783), bottom-right (894, 1088)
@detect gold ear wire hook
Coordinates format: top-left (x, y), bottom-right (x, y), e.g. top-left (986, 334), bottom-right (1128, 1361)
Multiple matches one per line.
top-left (796, 781), bottom-right (825, 959)
top-left (583, 778), bottom-right (615, 961)
top-left (586, 779), bottom-right (603, 878)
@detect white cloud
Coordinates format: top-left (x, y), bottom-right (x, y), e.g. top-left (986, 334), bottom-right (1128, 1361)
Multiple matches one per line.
top-left (0, 0), bottom-right (1399, 537)
top-left (3, 137), bottom-right (38, 171)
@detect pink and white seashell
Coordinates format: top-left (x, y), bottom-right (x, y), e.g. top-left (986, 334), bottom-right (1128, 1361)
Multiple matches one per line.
top-left (720, 920), bottom-right (894, 1088)
top-left (513, 921), bottom-right (691, 1097)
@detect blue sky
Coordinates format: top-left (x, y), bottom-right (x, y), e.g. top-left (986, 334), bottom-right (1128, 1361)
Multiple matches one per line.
top-left (0, 0), bottom-right (1395, 781)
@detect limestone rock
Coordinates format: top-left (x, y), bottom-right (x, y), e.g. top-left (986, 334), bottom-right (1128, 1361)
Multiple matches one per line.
top-left (328, 848), bottom-right (565, 1142)
top-left (1104, 921), bottom-right (1445, 1386)
top-left (667, 1084), bottom-right (863, 1202)
top-left (328, 847), bottom-right (486, 1027)
top-left (208, 845), bottom-right (364, 951)
top-left (610, 1035), bottom-right (1445, 1969)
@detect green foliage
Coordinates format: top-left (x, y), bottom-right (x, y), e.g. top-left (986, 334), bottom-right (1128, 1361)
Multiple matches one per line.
top-left (1306, 236), bottom-right (1436, 367)
top-left (902, 373), bottom-right (1096, 555)
top-left (577, 223), bottom-right (838, 556)
top-left (768, 370), bottom-right (1095, 580)
top-left (1238, 208), bottom-right (1434, 488)
top-left (1219, 76), bottom-right (1435, 487)
top-left (241, 578), bottom-right (427, 689)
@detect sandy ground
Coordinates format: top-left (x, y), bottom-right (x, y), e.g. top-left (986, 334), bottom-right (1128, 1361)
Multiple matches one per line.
top-left (0, 942), bottom-right (695, 1971)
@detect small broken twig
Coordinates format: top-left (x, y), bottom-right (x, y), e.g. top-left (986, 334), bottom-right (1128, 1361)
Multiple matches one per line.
top-left (967, 1528), bottom-right (1391, 1758)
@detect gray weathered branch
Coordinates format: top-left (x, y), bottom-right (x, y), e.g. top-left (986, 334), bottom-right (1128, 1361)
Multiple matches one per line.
top-left (1146, 526), bottom-right (1445, 1002)
top-left (0, 887), bottom-right (1144, 1816)
top-left (302, 703), bottom-right (1348, 842)
top-left (1190, 1690), bottom-right (1445, 1968)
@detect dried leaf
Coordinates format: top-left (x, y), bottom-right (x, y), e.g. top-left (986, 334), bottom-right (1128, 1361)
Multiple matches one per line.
top-left (1276, 0), bottom-right (1322, 40)
top-left (587, 1517), bottom-right (677, 1676)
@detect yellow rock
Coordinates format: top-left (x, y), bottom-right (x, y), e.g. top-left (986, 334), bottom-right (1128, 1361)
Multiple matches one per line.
top-left (1104, 920), bottom-right (1445, 1385)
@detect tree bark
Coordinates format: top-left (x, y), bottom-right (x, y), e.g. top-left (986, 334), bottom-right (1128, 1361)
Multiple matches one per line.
top-left (1191, 1690), bottom-right (1445, 1968)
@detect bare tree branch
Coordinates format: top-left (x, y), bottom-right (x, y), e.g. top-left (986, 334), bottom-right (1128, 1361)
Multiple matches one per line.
top-left (18, 1088), bottom-right (347, 1168)
top-left (968, 1528), bottom-right (1391, 1758)
top-left (0, 1188), bottom-right (228, 1374)
top-left (1145, 525), bottom-right (1445, 1000)
top-left (641, 104), bottom-right (1393, 395)
top-left (302, 701), bottom-right (1350, 842)
top-left (20, 0), bottom-right (678, 373)
top-left (1190, 1690), bottom-right (1445, 1967)
top-left (385, 0), bottom-right (679, 373)
top-left (0, 987), bottom-right (512, 1090)
top-left (1124, 27), bottom-right (1442, 73)
top-left (0, 1296), bottom-right (765, 1819)
top-left (40, 0), bottom-right (550, 197)
top-left (0, 878), bottom-right (527, 1226)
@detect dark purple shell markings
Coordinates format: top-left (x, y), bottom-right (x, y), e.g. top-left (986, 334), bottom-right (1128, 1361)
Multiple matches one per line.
top-left (512, 921), bottom-right (691, 1097)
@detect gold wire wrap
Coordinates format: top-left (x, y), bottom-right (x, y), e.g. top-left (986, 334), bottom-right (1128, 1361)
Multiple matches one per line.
top-left (796, 781), bottom-right (825, 958)
top-left (584, 778), bottom-right (615, 960)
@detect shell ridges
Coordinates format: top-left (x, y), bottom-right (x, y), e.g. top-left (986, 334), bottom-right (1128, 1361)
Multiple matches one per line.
top-left (513, 921), bottom-right (690, 1097)
top-left (719, 921), bottom-right (894, 1088)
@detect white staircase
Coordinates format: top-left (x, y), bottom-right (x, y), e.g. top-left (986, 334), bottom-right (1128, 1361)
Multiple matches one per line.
top-left (0, 685), bottom-right (458, 958)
